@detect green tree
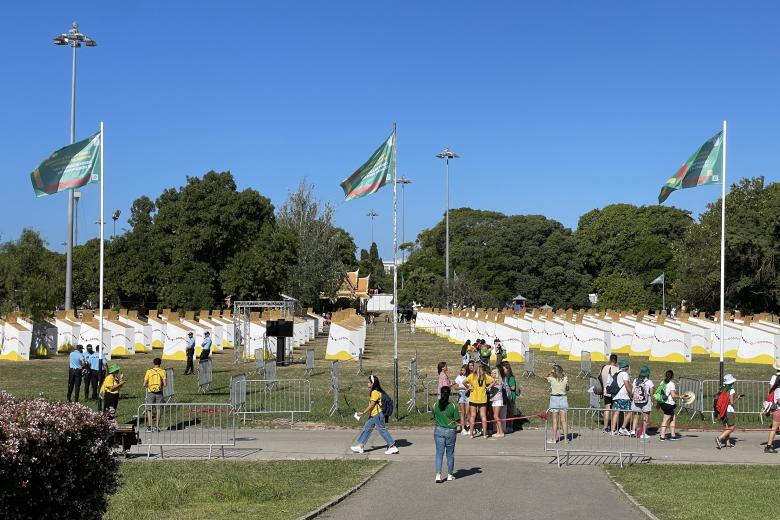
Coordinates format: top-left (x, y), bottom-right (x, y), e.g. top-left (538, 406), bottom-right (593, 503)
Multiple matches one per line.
top-left (592, 273), bottom-right (657, 311)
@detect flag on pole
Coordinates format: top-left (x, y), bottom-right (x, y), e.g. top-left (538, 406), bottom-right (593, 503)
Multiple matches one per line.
top-left (650, 273), bottom-right (665, 285)
top-left (30, 132), bottom-right (102, 197)
top-left (340, 130), bottom-right (396, 201)
top-left (658, 131), bottom-right (723, 203)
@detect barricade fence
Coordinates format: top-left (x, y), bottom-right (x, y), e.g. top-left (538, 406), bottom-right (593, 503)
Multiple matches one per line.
top-left (163, 367), bottom-right (175, 402)
top-left (677, 377), bottom-right (704, 419)
top-left (588, 377), bottom-right (601, 410)
top-left (136, 402), bottom-right (236, 459)
top-left (701, 379), bottom-right (768, 423)
top-left (523, 350), bottom-right (536, 377)
top-left (197, 359), bottom-right (213, 393)
top-left (424, 378), bottom-right (440, 413)
top-left (578, 351), bottom-right (592, 378)
top-left (229, 373), bottom-right (247, 411)
top-left (234, 378), bottom-right (312, 424)
top-left (544, 407), bottom-right (645, 467)
top-left (305, 349), bottom-right (315, 376)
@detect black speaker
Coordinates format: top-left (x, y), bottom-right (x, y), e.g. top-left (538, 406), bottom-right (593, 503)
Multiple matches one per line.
top-left (276, 337), bottom-right (286, 364)
top-left (267, 320), bottom-right (293, 337)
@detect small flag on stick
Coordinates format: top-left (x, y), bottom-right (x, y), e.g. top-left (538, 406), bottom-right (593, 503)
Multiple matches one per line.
top-left (650, 273), bottom-right (665, 285)
top-left (658, 131), bottom-right (723, 203)
top-left (30, 132), bottom-right (102, 197)
top-left (340, 130), bottom-right (396, 201)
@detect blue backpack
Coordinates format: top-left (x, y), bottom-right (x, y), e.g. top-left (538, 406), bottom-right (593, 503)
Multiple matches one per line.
top-left (381, 392), bottom-right (394, 421)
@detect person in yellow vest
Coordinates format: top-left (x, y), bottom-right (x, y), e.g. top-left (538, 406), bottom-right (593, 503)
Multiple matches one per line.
top-left (143, 358), bottom-right (167, 433)
top-left (99, 364), bottom-right (126, 419)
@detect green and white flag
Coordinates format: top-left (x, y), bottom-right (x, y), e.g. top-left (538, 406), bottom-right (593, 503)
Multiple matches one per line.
top-left (658, 131), bottom-right (723, 203)
top-left (340, 130), bottom-right (395, 201)
top-left (650, 273), bottom-right (665, 285)
top-left (30, 131), bottom-right (102, 197)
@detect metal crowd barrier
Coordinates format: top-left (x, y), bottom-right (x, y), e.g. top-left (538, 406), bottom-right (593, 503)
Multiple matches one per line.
top-left (304, 349), bottom-right (315, 376)
top-left (197, 359), bottom-right (213, 393)
top-left (233, 378), bottom-right (312, 424)
top-left (253, 348), bottom-right (265, 375)
top-left (329, 360), bottom-right (340, 416)
top-left (163, 367), bottom-right (176, 403)
top-left (356, 350), bottom-right (365, 376)
top-left (136, 402), bottom-right (236, 459)
top-left (544, 407), bottom-right (645, 468)
top-left (229, 373), bottom-right (247, 411)
top-left (424, 378), bottom-right (440, 413)
top-left (588, 377), bottom-right (601, 410)
top-left (578, 351), bottom-right (592, 378)
top-left (523, 350), bottom-right (536, 377)
top-left (701, 379), bottom-right (768, 423)
top-left (264, 360), bottom-right (277, 383)
top-left (677, 377), bottom-right (704, 419)
top-left (408, 357), bottom-right (419, 413)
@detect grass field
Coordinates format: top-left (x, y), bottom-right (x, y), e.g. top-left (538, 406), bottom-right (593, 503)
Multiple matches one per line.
top-left (608, 464), bottom-right (777, 520)
top-left (0, 321), bottom-right (775, 428)
top-left (106, 459), bottom-right (384, 520)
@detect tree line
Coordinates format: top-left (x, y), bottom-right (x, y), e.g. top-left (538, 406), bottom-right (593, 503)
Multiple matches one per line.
top-left (1, 174), bottom-right (778, 318)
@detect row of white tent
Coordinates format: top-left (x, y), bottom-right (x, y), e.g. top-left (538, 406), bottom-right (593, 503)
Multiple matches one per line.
top-left (415, 308), bottom-right (780, 366)
top-left (0, 309), bottom-right (326, 362)
top-left (324, 309), bottom-right (366, 361)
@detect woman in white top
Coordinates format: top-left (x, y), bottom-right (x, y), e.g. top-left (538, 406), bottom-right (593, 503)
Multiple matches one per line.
top-left (658, 369), bottom-right (684, 441)
top-left (454, 365), bottom-right (470, 435)
top-left (489, 368), bottom-right (505, 438)
top-left (764, 377), bottom-right (780, 453)
top-left (630, 365), bottom-right (654, 439)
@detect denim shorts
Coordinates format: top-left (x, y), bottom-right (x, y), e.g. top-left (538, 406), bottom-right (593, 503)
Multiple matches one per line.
top-left (458, 390), bottom-right (469, 404)
top-left (549, 395), bottom-right (568, 410)
top-left (612, 399), bottom-right (631, 411)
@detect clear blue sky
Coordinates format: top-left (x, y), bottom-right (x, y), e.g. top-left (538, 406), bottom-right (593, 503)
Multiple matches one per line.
top-left (2, 1), bottom-right (778, 259)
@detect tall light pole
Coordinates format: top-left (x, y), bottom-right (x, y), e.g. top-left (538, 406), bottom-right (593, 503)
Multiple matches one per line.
top-left (111, 210), bottom-right (121, 239)
top-left (366, 210), bottom-right (378, 246)
top-left (435, 147), bottom-right (459, 292)
top-left (53, 22), bottom-right (97, 310)
top-left (397, 177), bottom-right (411, 261)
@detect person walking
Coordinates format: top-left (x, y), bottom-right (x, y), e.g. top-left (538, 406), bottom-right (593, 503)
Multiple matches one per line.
top-left (351, 376), bottom-right (399, 454)
top-left (546, 363), bottom-right (569, 444)
top-left (715, 374), bottom-right (741, 449)
top-left (763, 376), bottom-right (780, 453)
top-left (657, 370), bottom-right (683, 441)
top-left (610, 359), bottom-right (633, 435)
top-left (465, 363), bottom-right (493, 439)
top-left (99, 364), bottom-right (126, 419)
top-left (184, 332), bottom-right (195, 374)
top-left (454, 364), bottom-right (470, 435)
top-left (432, 386), bottom-right (459, 483)
top-left (143, 358), bottom-right (167, 433)
top-left (199, 331), bottom-right (212, 360)
top-left (630, 366), bottom-right (654, 438)
top-left (489, 368), bottom-right (505, 438)
top-left (501, 362), bottom-right (519, 433)
top-left (600, 354), bottom-right (619, 432)
top-left (67, 344), bottom-right (87, 402)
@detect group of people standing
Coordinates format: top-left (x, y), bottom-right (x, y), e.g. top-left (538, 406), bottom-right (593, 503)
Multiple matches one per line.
top-left (67, 343), bottom-right (108, 402)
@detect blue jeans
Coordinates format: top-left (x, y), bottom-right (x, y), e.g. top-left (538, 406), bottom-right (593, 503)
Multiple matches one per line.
top-left (358, 413), bottom-right (395, 447)
top-left (434, 426), bottom-right (456, 474)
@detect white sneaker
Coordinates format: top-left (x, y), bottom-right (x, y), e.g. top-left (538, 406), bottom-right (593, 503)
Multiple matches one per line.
top-left (435, 473), bottom-right (442, 483)
top-left (350, 445), bottom-right (364, 454)
top-left (446, 474), bottom-right (455, 481)
top-left (639, 433), bottom-right (650, 439)
top-left (619, 428), bottom-right (630, 436)
top-left (546, 439), bottom-right (555, 444)
top-left (385, 446), bottom-right (399, 455)
top-left (460, 429), bottom-right (469, 436)
top-left (628, 430), bottom-right (636, 437)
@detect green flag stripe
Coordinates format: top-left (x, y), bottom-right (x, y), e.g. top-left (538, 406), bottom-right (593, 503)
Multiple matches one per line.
top-left (658, 130), bottom-right (722, 203)
top-left (340, 130), bottom-right (395, 201)
top-left (30, 132), bottom-right (101, 198)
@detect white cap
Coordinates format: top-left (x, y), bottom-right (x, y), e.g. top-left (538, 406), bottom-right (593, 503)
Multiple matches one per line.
top-left (723, 374), bottom-right (737, 385)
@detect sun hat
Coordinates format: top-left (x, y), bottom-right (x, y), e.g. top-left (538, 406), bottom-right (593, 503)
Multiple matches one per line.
top-left (680, 391), bottom-right (696, 405)
top-left (618, 359), bottom-right (630, 369)
top-left (723, 374), bottom-right (737, 385)
top-left (108, 364), bottom-right (121, 374)
top-left (639, 366), bottom-right (650, 377)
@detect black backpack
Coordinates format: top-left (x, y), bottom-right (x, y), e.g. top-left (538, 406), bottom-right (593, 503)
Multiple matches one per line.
top-left (606, 370), bottom-right (622, 397)
top-left (381, 392), bottom-right (394, 422)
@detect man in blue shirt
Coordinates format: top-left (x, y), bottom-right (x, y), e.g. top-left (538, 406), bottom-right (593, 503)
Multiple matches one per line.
top-left (199, 331), bottom-right (212, 360)
top-left (84, 344), bottom-right (103, 400)
top-left (184, 331), bottom-right (196, 374)
top-left (67, 344), bottom-right (86, 402)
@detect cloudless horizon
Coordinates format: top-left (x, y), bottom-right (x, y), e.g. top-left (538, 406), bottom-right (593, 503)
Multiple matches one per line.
top-left (2, 1), bottom-right (779, 260)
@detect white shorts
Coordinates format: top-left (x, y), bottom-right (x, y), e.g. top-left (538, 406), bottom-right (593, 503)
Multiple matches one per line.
top-left (491, 400), bottom-right (504, 408)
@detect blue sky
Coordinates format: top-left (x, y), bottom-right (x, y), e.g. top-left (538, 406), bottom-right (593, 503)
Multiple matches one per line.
top-left (2, 1), bottom-right (778, 259)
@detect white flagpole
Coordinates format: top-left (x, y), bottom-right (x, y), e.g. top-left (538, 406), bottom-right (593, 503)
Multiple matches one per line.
top-left (99, 121), bottom-right (105, 384)
top-left (662, 272), bottom-right (665, 312)
top-left (392, 122), bottom-right (399, 420)
top-left (719, 120), bottom-right (727, 384)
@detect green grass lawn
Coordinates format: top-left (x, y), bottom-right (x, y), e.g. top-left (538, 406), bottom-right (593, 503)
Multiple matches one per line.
top-left (0, 321), bottom-right (775, 428)
top-left (106, 459), bottom-right (384, 520)
top-left (608, 464), bottom-right (777, 520)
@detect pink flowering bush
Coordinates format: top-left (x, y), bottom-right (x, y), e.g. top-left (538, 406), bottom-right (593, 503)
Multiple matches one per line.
top-left (0, 391), bottom-right (120, 520)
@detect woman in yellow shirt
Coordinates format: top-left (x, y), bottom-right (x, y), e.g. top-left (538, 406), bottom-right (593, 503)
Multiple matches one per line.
top-left (99, 364), bottom-right (126, 418)
top-left (350, 376), bottom-right (399, 455)
top-left (465, 364), bottom-right (494, 438)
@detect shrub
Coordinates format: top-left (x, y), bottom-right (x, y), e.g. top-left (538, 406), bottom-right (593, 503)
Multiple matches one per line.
top-left (0, 391), bottom-right (120, 520)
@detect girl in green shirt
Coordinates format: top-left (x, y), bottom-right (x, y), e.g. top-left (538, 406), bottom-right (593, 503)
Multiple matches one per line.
top-left (432, 386), bottom-right (460, 483)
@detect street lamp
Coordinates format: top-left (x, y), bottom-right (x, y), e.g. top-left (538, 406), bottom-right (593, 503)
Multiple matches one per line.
top-left (111, 210), bottom-right (121, 239)
top-left (435, 147), bottom-right (459, 291)
top-left (366, 210), bottom-right (379, 246)
top-left (397, 177), bottom-right (412, 262)
top-left (53, 22), bottom-right (97, 310)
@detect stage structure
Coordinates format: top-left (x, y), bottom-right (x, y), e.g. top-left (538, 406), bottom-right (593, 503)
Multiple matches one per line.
top-left (233, 300), bottom-right (298, 365)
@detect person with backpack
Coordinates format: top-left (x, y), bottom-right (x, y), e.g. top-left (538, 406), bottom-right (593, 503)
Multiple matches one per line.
top-left (465, 363), bottom-right (494, 439)
top-left (599, 354), bottom-right (619, 432)
top-left (143, 358), bottom-right (167, 433)
top-left (715, 374), bottom-right (741, 450)
top-left (494, 338), bottom-right (505, 367)
top-left (432, 386), bottom-right (459, 483)
top-left (351, 375), bottom-right (399, 454)
top-left (630, 366), bottom-right (654, 439)
top-left (609, 359), bottom-right (633, 435)
top-left (657, 370), bottom-right (683, 441)
top-left (479, 340), bottom-right (492, 369)
top-left (763, 376), bottom-right (780, 453)
top-left (460, 340), bottom-right (472, 365)
top-left (545, 363), bottom-right (569, 443)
